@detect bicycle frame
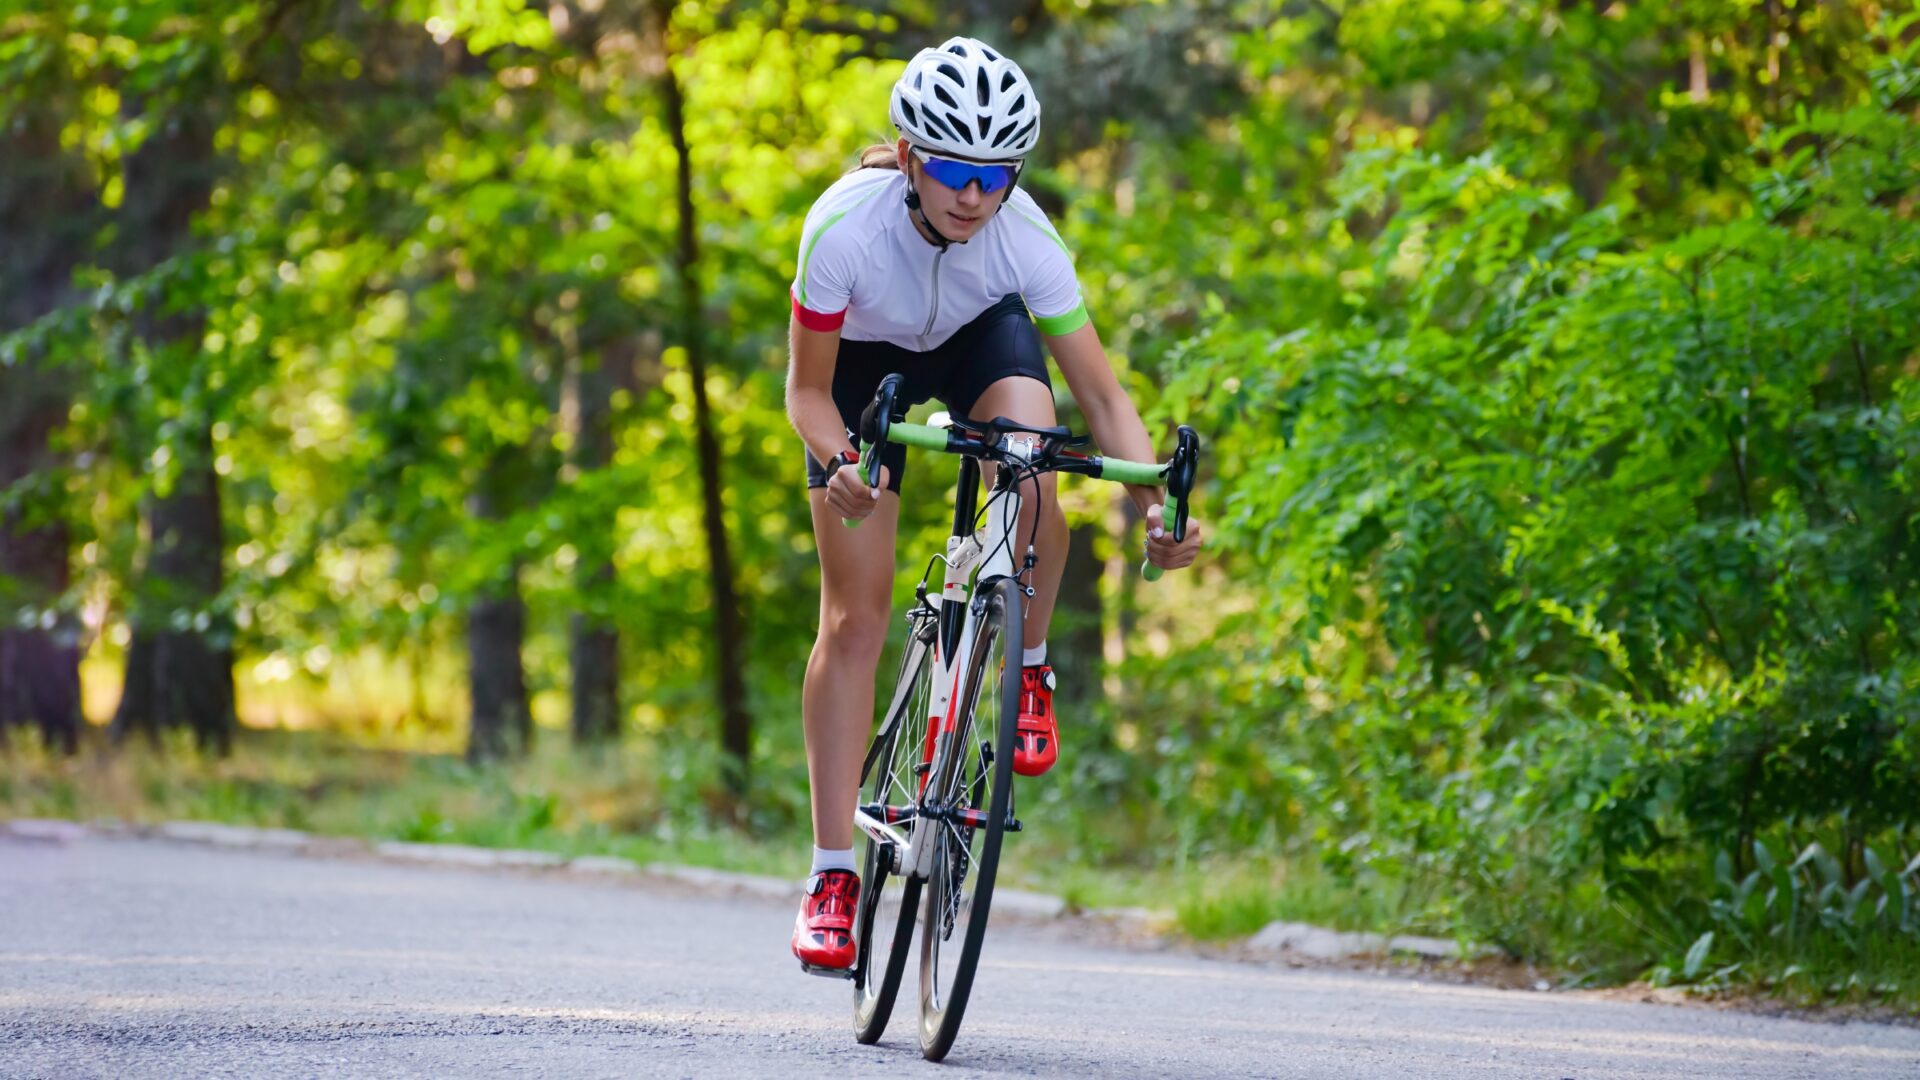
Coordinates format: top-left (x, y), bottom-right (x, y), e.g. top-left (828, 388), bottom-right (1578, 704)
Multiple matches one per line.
top-left (860, 417), bottom-right (1067, 868)
top-left (847, 384), bottom-right (1194, 886)
top-left (843, 377), bottom-right (1198, 1055)
top-left (853, 426), bottom-right (1039, 883)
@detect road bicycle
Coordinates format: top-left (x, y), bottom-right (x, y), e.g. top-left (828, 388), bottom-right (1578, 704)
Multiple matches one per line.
top-left (835, 372), bottom-right (1198, 1061)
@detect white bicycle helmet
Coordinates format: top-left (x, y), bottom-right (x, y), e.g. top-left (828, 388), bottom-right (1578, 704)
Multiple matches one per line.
top-left (889, 37), bottom-right (1040, 162)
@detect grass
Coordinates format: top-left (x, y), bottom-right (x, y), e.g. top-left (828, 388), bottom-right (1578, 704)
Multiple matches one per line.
top-left (0, 724), bottom-right (811, 880)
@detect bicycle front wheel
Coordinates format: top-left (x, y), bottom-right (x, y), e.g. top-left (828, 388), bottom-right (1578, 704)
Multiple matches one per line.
top-left (917, 576), bottom-right (1022, 1061)
top-left (852, 617), bottom-right (934, 1044)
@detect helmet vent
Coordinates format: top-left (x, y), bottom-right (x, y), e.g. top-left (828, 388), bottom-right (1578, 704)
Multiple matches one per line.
top-left (889, 37), bottom-right (1039, 161)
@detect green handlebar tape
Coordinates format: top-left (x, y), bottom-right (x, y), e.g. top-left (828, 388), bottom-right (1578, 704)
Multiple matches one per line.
top-left (1099, 456), bottom-right (1169, 486)
top-left (884, 422), bottom-right (953, 451)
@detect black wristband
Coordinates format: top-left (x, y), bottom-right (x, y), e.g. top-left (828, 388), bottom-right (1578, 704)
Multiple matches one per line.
top-left (823, 449), bottom-right (860, 482)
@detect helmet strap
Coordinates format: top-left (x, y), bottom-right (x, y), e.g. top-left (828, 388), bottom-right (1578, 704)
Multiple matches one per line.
top-left (903, 166), bottom-right (955, 251)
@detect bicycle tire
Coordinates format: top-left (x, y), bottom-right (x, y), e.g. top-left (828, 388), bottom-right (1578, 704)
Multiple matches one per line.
top-left (917, 576), bottom-right (1022, 1061)
top-left (851, 623), bottom-right (935, 1043)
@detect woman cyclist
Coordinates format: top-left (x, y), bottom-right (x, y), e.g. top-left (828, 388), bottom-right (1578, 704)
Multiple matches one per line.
top-left (786, 37), bottom-right (1205, 974)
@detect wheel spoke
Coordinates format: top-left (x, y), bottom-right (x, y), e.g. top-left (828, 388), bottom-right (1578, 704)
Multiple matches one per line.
top-left (853, 640), bottom-right (934, 1044)
top-left (940, 819), bottom-right (975, 875)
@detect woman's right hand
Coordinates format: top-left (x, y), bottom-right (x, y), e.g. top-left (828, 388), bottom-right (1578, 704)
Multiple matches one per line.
top-left (827, 460), bottom-right (891, 520)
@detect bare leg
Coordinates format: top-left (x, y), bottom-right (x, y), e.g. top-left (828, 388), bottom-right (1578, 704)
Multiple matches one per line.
top-left (802, 488), bottom-right (900, 851)
top-left (968, 376), bottom-right (1067, 648)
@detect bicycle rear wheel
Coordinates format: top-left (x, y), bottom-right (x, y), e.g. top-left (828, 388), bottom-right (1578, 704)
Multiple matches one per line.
top-left (852, 613), bottom-right (935, 1044)
top-left (917, 576), bottom-right (1022, 1061)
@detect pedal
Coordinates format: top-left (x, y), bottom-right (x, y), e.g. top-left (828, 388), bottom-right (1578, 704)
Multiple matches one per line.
top-left (799, 961), bottom-right (856, 981)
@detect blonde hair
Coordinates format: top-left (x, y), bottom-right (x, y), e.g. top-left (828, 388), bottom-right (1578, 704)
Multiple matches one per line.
top-left (852, 142), bottom-right (901, 172)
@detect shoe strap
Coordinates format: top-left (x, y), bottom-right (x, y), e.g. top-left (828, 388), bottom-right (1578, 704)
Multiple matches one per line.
top-left (806, 871), bottom-right (857, 914)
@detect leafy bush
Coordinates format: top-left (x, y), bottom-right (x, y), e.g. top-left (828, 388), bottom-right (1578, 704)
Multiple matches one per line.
top-left (1117, 29), bottom-right (1920, 987)
top-left (1652, 841), bottom-right (1920, 997)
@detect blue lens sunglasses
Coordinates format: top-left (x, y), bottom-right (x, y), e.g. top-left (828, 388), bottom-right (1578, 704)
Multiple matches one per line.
top-left (910, 146), bottom-right (1020, 194)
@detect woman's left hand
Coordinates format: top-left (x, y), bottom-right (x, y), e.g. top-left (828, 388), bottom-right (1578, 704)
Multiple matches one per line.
top-left (1144, 504), bottom-right (1204, 572)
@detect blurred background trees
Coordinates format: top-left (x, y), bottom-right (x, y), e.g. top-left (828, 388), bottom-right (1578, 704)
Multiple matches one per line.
top-left (3, 0), bottom-right (1916, 996)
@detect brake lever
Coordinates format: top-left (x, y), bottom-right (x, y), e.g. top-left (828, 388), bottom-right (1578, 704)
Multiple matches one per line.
top-left (845, 373), bottom-right (905, 529)
top-left (1141, 425), bottom-right (1200, 582)
top-left (1170, 425), bottom-right (1199, 542)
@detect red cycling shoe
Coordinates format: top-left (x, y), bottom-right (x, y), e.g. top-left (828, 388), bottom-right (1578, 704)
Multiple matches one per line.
top-left (791, 869), bottom-right (860, 976)
top-left (1012, 664), bottom-right (1058, 777)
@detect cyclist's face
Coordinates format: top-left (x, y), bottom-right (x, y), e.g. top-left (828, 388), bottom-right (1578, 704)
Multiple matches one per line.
top-left (898, 139), bottom-right (1008, 243)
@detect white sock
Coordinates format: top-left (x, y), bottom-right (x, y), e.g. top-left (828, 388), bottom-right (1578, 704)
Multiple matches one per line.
top-left (811, 846), bottom-right (857, 875)
top-left (1022, 641), bottom-right (1048, 668)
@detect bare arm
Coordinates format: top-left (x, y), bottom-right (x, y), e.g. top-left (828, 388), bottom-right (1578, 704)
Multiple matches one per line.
top-left (1045, 321), bottom-right (1204, 570)
top-left (787, 316), bottom-right (852, 465)
top-left (787, 315), bottom-right (889, 517)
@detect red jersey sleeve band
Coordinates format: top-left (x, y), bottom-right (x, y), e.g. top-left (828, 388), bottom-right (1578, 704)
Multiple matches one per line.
top-left (791, 292), bottom-right (847, 333)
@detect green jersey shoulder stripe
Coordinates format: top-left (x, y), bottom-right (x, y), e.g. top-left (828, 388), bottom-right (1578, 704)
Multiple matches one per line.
top-left (1006, 202), bottom-right (1086, 334)
top-left (1005, 202), bottom-right (1073, 259)
top-left (796, 181), bottom-right (888, 309)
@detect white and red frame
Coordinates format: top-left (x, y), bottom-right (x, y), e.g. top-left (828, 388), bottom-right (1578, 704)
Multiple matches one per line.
top-left (852, 421), bottom-right (1039, 882)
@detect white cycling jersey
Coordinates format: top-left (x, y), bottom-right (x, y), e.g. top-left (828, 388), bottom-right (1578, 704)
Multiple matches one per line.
top-left (788, 168), bottom-right (1089, 351)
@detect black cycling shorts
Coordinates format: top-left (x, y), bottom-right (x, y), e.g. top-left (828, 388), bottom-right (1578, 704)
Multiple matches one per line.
top-left (803, 293), bottom-right (1050, 494)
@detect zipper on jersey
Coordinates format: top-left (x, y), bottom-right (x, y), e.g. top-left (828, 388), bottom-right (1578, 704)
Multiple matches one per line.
top-left (920, 248), bottom-right (945, 345)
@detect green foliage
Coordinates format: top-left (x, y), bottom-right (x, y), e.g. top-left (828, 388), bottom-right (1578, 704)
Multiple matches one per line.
top-left (1111, 11), bottom-right (1920, 995)
top-left (1648, 839), bottom-right (1920, 1001)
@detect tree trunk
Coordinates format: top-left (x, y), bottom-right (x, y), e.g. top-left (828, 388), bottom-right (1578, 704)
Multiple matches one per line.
top-left (655, 5), bottom-right (753, 797)
top-left (570, 602), bottom-right (620, 744)
top-left (105, 88), bottom-right (235, 754)
top-left (114, 427), bottom-right (234, 754)
top-left (467, 577), bottom-right (532, 763)
top-left (465, 457), bottom-right (533, 763)
top-left (0, 105), bottom-right (91, 753)
top-left (0, 447), bottom-right (82, 752)
top-left (568, 338), bottom-right (628, 745)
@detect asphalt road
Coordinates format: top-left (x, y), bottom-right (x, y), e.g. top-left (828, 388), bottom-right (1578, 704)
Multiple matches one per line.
top-left (2, 835), bottom-right (1917, 1079)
